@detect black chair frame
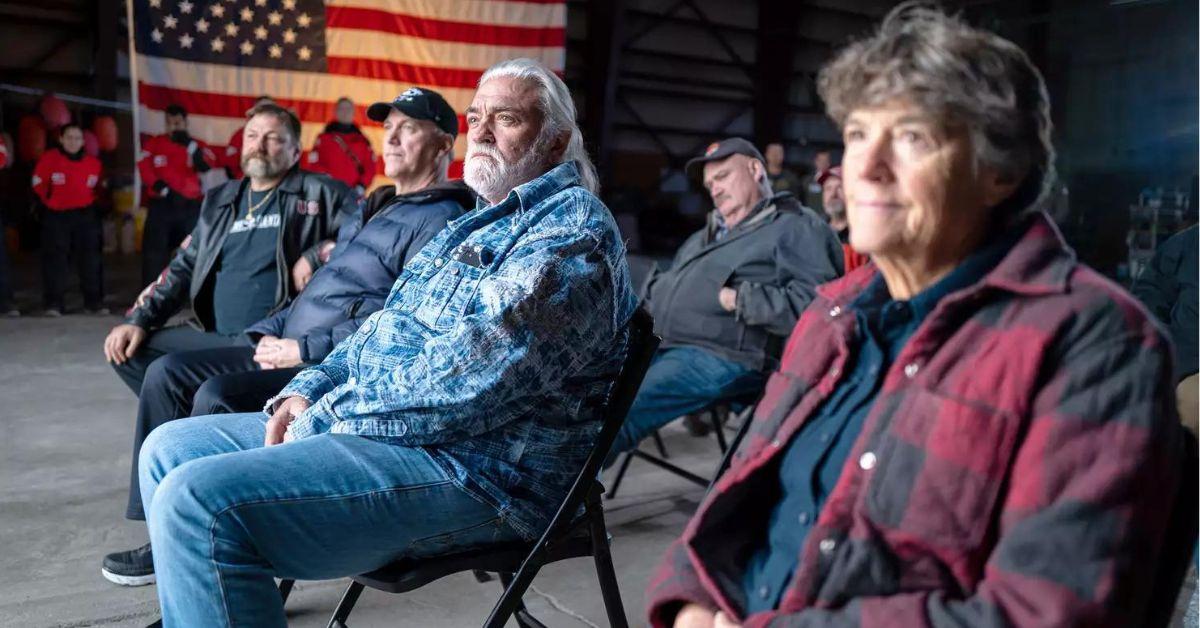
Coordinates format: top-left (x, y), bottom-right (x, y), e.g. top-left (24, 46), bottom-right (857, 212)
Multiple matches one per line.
top-left (605, 397), bottom-right (756, 499)
top-left (277, 308), bottom-right (660, 628)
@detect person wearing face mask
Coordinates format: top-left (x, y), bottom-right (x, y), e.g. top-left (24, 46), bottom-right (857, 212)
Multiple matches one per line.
top-left (31, 121), bottom-right (106, 319)
top-left (31, 122), bottom-right (107, 316)
top-left (304, 96), bottom-right (377, 196)
top-left (136, 104), bottom-right (218, 286)
top-left (605, 137), bottom-right (844, 462)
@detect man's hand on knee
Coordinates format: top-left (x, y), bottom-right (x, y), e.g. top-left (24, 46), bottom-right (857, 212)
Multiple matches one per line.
top-left (265, 396), bottom-right (310, 446)
top-left (104, 324), bottom-right (146, 365)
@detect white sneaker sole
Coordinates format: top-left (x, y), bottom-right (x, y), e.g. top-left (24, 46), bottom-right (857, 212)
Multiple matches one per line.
top-left (101, 567), bottom-right (156, 587)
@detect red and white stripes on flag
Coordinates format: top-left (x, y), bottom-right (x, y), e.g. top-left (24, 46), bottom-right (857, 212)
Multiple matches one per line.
top-left (129, 0), bottom-right (566, 187)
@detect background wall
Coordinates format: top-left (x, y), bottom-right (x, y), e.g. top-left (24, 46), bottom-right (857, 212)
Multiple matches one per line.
top-left (0, 0), bottom-right (1195, 273)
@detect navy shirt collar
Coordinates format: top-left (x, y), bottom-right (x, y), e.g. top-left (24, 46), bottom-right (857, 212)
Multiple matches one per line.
top-left (852, 228), bottom-right (1021, 323)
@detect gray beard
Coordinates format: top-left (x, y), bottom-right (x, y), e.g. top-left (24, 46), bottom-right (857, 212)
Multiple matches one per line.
top-left (464, 140), bottom-right (550, 203)
top-left (242, 155), bottom-right (289, 181)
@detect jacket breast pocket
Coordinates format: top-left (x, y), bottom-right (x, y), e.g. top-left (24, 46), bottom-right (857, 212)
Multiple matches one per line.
top-left (864, 387), bottom-right (1021, 550)
top-left (413, 261), bottom-right (485, 331)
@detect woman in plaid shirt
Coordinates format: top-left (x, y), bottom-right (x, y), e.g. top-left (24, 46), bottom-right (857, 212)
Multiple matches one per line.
top-left (649, 3), bottom-right (1184, 627)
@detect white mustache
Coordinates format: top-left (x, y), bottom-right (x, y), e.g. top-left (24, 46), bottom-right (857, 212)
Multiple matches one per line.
top-left (466, 144), bottom-right (502, 161)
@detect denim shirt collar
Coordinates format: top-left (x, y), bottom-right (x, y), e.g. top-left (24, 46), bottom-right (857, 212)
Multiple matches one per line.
top-left (473, 161), bottom-right (582, 215)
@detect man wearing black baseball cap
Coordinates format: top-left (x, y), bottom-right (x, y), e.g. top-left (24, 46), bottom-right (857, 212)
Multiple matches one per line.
top-left (607, 137), bottom-right (844, 463)
top-left (367, 86), bottom-right (460, 136)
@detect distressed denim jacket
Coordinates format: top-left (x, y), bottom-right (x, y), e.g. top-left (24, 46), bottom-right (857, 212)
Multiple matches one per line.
top-left (268, 162), bottom-right (637, 539)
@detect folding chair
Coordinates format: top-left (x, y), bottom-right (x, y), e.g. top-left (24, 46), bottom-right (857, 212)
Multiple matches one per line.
top-left (605, 394), bottom-right (758, 499)
top-left (275, 308), bottom-right (660, 628)
top-left (1146, 426), bottom-right (1199, 628)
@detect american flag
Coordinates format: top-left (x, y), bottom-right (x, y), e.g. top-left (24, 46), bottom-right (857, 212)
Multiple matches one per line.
top-left (128, 0), bottom-right (566, 185)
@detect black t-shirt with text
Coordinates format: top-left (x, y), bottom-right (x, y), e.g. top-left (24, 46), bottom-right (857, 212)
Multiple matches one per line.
top-left (212, 189), bottom-right (282, 335)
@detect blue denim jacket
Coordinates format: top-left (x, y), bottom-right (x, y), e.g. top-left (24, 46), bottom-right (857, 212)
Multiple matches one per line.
top-left (268, 162), bottom-right (637, 539)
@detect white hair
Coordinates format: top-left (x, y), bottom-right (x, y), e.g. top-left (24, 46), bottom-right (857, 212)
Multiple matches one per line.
top-left (477, 58), bottom-right (599, 195)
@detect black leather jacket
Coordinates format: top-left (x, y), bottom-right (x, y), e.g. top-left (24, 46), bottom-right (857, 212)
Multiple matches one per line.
top-left (124, 167), bottom-right (355, 331)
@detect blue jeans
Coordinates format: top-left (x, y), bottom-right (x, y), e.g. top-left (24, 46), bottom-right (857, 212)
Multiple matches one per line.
top-left (139, 412), bottom-right (520, 627)
top-left (606, 346), bottom-right (766, 465)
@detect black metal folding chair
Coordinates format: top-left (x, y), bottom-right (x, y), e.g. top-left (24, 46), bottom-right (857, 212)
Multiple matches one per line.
top-left (605, 394), bottom-right (758, 499)
top-left (274, 308), bottom-right (659, 628)
top-left (1146, 426), bottom-right (1198, 628)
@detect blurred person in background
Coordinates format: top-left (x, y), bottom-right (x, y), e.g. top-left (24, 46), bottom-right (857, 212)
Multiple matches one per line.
top-left (800, 149), bottom-right (833, 216)
top-left (305, 96), bottom-right (376, 197)
top-left (764, 142), bottom-right (802, 195)
top-left (137, 104), bottom-right (216, 286)
top-left (819, 165), bottom-right (869, 274)
top-left (607, 137), bottom-right (842, 462)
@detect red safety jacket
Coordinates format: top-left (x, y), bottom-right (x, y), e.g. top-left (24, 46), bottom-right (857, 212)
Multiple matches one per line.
top-left (138, 134), bottom-right (215, 201)
top-left (222, 125), bottom-right (245, 179)
top-left (32, 148), bottom-right (104, 211)
top-left (304, 124), bottom-right (376, 190)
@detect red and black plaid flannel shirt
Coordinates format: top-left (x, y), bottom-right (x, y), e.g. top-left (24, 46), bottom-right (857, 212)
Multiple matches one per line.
top-left (646, 212), bottom-right (1183, 627)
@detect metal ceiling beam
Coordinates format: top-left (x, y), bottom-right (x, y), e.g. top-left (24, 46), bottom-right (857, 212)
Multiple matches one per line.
top-left (620, 46), bottom-right (749, 72)
top-left (616, 93), bottom-right (684, 169)
top-left (0, 4), bottom-right (85, 27)
top-left (619, 83), bottom-right (823, 116)
top-left (27, 27), bottom-right (86, 71)
top-left (622, 70), bottom-right (752, 95)
top-left (620, 84), bottom-right (754, 107)
top-left (0, 69), bottom-right (92, 84)
top-left (625, 6), bottom-right (757, 41)
top-left (623, 1), bottom-right (688, 48)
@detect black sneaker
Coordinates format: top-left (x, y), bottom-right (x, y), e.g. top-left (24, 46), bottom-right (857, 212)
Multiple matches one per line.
top-left (102, 543), bottom-right (155, 586)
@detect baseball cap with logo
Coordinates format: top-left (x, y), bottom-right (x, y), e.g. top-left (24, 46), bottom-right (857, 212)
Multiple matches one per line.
top-left (367, 87), bottom-right (459, 137)
top-left (684, 137), bottom-right (766, 183)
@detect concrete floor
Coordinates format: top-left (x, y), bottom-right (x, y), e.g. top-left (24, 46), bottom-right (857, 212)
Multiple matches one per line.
top-left (0, 253), bottom-right (725, 627)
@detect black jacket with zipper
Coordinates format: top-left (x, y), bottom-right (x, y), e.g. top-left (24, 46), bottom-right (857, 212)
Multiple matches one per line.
top-left (124, 167), bottom-right (355, 331)
top-left (243, 181), bottom-right (472, 362)
top-left (643, 192), bottom-right (843, 372)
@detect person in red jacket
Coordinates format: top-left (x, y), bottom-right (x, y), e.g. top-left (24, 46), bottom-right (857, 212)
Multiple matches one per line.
top-left (304, 97), bottom-right (376, 196)
top-left (31, 122), bottom-right (106, 316)
top-left (137, 104), bottom-right (216, 286)
top-left (221, 95), bottom-right (274, 179)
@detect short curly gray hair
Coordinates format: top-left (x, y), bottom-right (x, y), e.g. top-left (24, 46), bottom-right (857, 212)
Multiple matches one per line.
top-left (817, 1), bottom-right (1055, 216)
